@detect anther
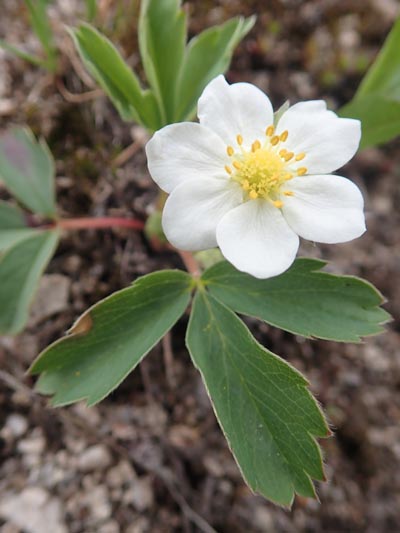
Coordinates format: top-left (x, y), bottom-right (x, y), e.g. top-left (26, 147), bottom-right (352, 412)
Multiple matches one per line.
top-left (273, 200), bottom-right (283, 208)
top-left (280, 130), bottom-right (288, 142)
top-left (236, 134), bottom-right (243, 146)
top-left (249, 190), bottom-right (258, 199)
top-left (295, 152), bottom-right (305, 161)
top-left (251, 140), bottom-right (261, 152)
top-left (227, 146), bottom-right (234, 156)
top-left (297, 167), bottom-right (307, 176)
top-left (284, 191), bottom-right (294, 196)
top-left (233, 161), bottom-right (242, 170)
top-left (279, 149), bottom-right (287, 157)
top-left (271, 136), bottom-right (279, 146)
top-left (266, 125), bottom-right (275, 136)
top-left (225, 165), bottom-right (232, 175)
top-left (284, 173), bottom-right (293, 181)
top-left (284, 152), bottom-right (294, 162)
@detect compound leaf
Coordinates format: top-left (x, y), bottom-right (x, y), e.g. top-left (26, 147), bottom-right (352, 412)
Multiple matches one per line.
top-left (186, 290), bottom-right (329, 506)
top-left (202, 259), bottom-right (390, 342)
top-left (340, 94), bottom-right (400, 149)
top-left (0, 128), bottom-right (56, 217)
top-left (0, 229), bottom-right (59, 335)
top-left (175, 16), bottom-right (255, 122)
top-left (30, 270), bottom-right (192, 406)
top-left (0, 201), bottom-right (36, 251)
top-left (139, 0), bottom-right (186, 124)
top-left (70, 23), bottom-right (161, 130)
top-left (339, 18), bottom-right (400, 148)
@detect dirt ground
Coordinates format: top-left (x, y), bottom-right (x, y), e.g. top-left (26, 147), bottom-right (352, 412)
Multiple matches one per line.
top-left (0, 1), bottom-right (399, 532)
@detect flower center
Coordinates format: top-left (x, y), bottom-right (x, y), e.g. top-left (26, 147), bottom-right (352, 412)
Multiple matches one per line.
top-left (235, 148), bottom-right (287, 200)
top-left (224, 125), bottom-right (307, 208)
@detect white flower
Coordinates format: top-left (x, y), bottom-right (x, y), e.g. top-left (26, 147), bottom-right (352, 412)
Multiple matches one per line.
top-left (146, 75), bottom-right (365, 279)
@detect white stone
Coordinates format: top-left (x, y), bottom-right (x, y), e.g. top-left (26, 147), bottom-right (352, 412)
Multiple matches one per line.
top-left (78, 444), bottom-right (112, 472)
top-left (0, 487), bottom-right (67, 533)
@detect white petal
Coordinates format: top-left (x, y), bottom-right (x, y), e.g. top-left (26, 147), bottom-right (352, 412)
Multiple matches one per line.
top-left (282, 175), bottom-right (366, 243)
top-left (162, 178), bottom-right (243, 251)
top-left (197, 75), bottom-right (274, 148)
top-left (276, 101), bottom-right (361, 174)
top-left (216, 200), bottom-right (299, 279)
top-left (146, 122), bottom-right (229, 193)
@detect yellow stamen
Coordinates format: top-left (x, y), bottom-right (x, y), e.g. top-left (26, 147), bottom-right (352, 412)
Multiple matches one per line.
top-left (284, 191), bottom-right (294, 196)
top-left (271, 135), bottom-right (279, 146)
top-left (273, 200), bottom-right (283, 208)
top-left (284, 173), bottom-right (293, 181)
top-left (233, 160), bottom-right (242, 170)
top-left (284, 152), bottom-right (294, 162)
top-left (266, 125), bottom-right (275, 136)
top-left (236, 134), bottom-right (243, 146)
top-left (280, 130), bottom-right (288, 142)
top-left (279, 149), bottom-right (287, 157)
top-left (249, 190), bottom-right (258, 199)
top-left (225, 165), bottom-right (232, 175)
top-left (295, 152), bottom-right (305, 161)
top-left (227, 146), bottom-right (234, 156)
top-left (242, 179), bottom-right (250, 190)
top-left (252, 140), bottom-right (261, 152)
top-left (297, 167), bottom-right (307, 176)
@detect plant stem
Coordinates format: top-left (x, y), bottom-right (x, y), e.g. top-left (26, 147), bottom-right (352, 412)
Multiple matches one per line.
top-left (53, 216), bottom-right (201, 278)
top-left (56, 217), bottom-right (145, 231)
top-left (177, 250), bottom-right (201, 278)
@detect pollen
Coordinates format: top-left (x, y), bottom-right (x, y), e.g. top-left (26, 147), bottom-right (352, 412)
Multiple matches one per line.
top-left (266, 125), bottom-right (275, 136)
top-left (280, 130), bottom-right (288, 142)
top-left (227, 126), bottom-right (303, 203)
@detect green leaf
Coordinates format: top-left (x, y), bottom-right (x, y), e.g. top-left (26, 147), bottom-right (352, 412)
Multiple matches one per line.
top-left (356, 17), bottom-right (400, 99)
top-left (25, 0), bottom-right (57, 71)
top-left (0, 201), bottom-right (36, 251)
top-left (139, 0), bottom-right (186, 124)
top-left (339, 18), bottom-right (400, 148)
top-left (30, 270), bottom-right (193, 406)
top-left (202, 259), bottom-right (390, 342)
top-left (175, 16), bottom-right (255, 122)
top-left (0, 229), bottom-right (59, 335)
top-left (274, 100), bottom-right (290, 125)
top-left (0, 39), bottom-right (44, 67)
top-left (340, 95), bottom-right (400, 149)
top-left (0, 128), bottom-right (57, 218)
top-left (186, 290), bottom-right (329, 506)
top-left (85, 0), bottom-right (97, 21)
top-left (70, 23), bottom-right (161, 130)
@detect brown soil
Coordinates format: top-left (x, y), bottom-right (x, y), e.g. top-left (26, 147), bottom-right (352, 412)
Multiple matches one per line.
top-left (0, 1), bottom-right (399, 532)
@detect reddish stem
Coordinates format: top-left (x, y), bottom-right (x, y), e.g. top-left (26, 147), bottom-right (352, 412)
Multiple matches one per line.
top-left (177, 249), bottom-right (201, 278)
top-left (55, 217), bottom-right (145, 231)
top-left (48, 216), bottom-right (201, 278)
